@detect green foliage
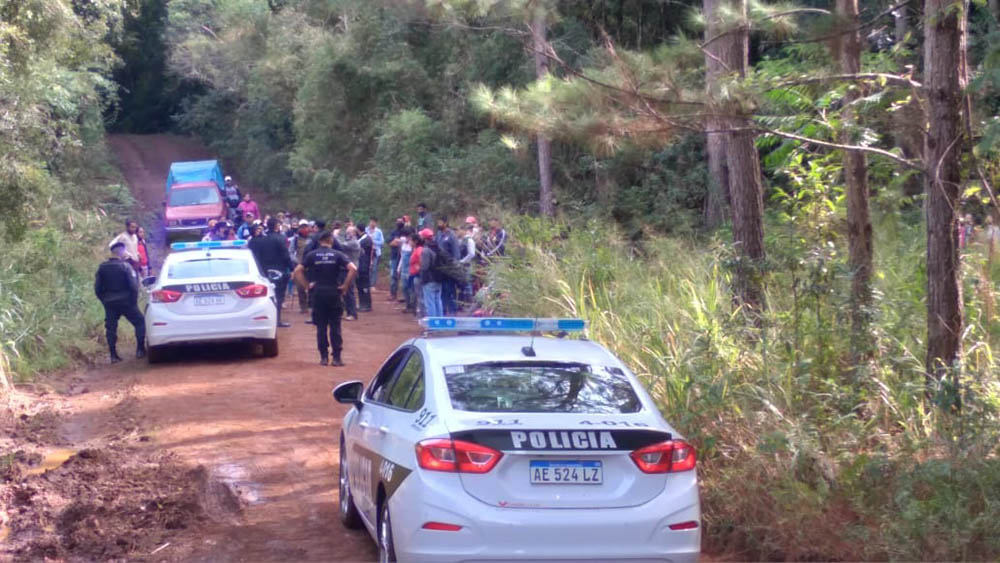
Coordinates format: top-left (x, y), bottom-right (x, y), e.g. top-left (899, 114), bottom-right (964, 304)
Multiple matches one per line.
top-left (491, 216), bottom-right (1000, 560)
top-left (0, 0), bottom-right (140, 379)
top-left (0, 0), bottom-right (122, 240)
top-left (110, 0), bottom-right (194, 132)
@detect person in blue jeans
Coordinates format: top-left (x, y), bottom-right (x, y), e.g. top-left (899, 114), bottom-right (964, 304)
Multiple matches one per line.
top-left (434, 216), bottom-right (461, 314)
top-left (419, 228), bottom-right (443, 317)
top-left (366, 217), bottom-right (384, 288)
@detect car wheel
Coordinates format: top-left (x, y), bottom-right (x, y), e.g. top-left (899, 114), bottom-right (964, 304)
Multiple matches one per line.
top-left (147, 344), bottom-right (166, 364)
top-left (260, 337), bottom-right (279, 357)
top-left (378, 499), bottom-right (397, 563)
top-left (339, 437), bottom-right (362, 529)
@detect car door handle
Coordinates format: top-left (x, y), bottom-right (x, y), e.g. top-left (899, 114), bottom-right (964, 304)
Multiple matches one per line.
top-left (359, 421), bottom-right (371, 429)
top-left (377, 426), bottom-right (390, 434)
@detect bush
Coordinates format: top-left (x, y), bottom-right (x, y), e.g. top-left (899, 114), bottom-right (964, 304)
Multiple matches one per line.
top-left (0, 146), bottom-right (136, 380)
top-left (489, 215), bottom-right (1000, 561)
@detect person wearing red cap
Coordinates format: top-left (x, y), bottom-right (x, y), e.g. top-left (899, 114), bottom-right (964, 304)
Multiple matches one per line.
top-left (465, 215), bottom-right (481, 241)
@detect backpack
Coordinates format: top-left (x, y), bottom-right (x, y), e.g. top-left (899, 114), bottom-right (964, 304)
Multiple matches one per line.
top-left (431, 246), bottom-right (467, 283)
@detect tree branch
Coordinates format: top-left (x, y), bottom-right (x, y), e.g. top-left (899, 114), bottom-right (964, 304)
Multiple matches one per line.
top-left (770, 0), bottom-right (913, 46)
top-left (524, 44), bottom-right (707, 107)
top-left (754, 126), bottom-right (923, 170)
top-left (774, 72), bottom-right (922, 90)
top-left (701, 8), bottom-right (831, 51)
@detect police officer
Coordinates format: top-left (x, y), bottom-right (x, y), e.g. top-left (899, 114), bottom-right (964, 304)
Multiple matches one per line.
top-left (250, 217), bottom-right (294, 328)
top-left (293, 231), bottom-right (357, 366)
top-left (95, 240), bottom-right (146, 363)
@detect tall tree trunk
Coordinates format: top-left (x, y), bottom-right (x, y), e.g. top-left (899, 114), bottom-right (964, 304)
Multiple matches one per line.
top-left (837, 0), bottom-right (874, 365)
top-left (703, 0), bottom-right (733, 229)
top-left (530, 11), bottom-right (555, 217)
top-left (728, 124), bottom-right (767, 314)
top-left (923, 0), bottom-right (967, 378)
top-left (705, 0), bottom-right (766, 313)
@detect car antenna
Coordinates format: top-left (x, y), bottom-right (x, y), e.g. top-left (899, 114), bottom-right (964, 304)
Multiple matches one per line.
top-left (521, 316), bottom-right (538, 357)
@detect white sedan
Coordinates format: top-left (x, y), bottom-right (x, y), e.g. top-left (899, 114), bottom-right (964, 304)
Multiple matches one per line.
top-left (143, 240), bottom-right (279, 363)
top-left (333, 317), bottom-right (701, 563)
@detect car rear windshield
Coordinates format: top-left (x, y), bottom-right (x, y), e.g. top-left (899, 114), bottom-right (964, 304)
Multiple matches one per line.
top-left (444, 362), bottom-right (642, 414)
top-left (167, 258), bottom-right (250, 279)
top-left (169, 187), bottom-right (220, 207)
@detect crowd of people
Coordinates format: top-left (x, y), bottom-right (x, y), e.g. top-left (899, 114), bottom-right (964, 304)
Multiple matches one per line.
top-left (97, 176), bottom-right (510, 365)
top-left (245, 204), bottom-right (507, 319)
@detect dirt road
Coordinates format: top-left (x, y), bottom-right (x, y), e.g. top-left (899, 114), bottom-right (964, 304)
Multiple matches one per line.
top-left (112, 134), bottom-right (415, 561)
top-left (2, 135), bottom-right (418, 561)
top-left (141, 305), bottom-right (414, 561)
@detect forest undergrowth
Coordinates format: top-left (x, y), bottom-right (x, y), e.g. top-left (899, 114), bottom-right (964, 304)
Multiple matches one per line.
top-left (490, 215), bottom-right (1000, 561)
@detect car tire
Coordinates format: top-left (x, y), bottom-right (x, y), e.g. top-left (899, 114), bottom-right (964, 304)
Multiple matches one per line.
top-left (260, 337), bottom-right (278, 358)
top-left (339, 437), bottom-right (362, 530)
top-left (377, 500), bottom-right (397, 563)
top-left (147, 344), bottom-right (166, 364)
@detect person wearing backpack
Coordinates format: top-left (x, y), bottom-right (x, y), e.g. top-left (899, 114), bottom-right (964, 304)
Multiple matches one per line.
top-left (435, 216), bottom-right (461, 315)
top-left (419, 228), bottom-right (443, 317)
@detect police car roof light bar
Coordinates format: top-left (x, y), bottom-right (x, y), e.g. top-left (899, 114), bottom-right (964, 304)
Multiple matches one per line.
top-left (419, 317), bottom-right (587, 333)
top-left (170, 240), bottom-right (248, 251)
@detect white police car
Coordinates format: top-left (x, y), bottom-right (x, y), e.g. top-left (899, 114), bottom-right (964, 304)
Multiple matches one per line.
top-left (333, 317), bottom-right (700, 563)
top-left (143, 240), bottom-right (279, 363)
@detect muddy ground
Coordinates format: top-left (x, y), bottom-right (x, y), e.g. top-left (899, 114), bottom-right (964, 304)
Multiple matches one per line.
top-left (2, 302), bottom-right (417, 562)
top-left (1, 134), bottom-right (419, 561)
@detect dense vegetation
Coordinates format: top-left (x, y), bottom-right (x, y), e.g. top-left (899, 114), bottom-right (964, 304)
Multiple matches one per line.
top-left (0, 0), bottom-right (137, 385)
top-left (3, 0), bottom-right (1000, 559)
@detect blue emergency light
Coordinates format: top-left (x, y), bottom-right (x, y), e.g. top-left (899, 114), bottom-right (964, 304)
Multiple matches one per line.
top-left (170, 240), bottom-right (248, 251)
top-left (420, 317), bottom-right (587, 332)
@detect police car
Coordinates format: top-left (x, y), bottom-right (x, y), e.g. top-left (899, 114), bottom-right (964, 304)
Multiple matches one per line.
top-left (332, 317), bottom-right (700, 563)
top-left (143, 240), bottom-right (279, 363)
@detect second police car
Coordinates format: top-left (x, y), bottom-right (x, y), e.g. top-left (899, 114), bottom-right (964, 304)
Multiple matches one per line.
top-left (333, 317), bottom-right (700, 563)
top-left (142, 240), bottom-right (280, 363)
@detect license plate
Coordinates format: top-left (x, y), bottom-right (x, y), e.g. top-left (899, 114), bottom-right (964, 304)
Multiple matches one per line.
top-left (529, 460), bottom-right (603, 485)
top-left (194, 294), bottom-right (226, 306)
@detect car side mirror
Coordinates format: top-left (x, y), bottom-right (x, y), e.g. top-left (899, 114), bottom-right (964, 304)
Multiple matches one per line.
top-left (141, 276), bottom-right (157, 288)
top-left (332, 380), bottom-right (364, 409)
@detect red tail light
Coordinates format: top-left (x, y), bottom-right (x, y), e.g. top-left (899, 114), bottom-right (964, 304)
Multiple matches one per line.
top-left (668, 520), bottom-right (700, 531)
top-left (235, 284), bottom-right (268, 298)
top-left (151, 289), bottom-right (183, 303)
top-left (416, 439), bottom-right (502, 474)
top-left (630, 440), bottom-right (696, 473)
top-left (422, 522), bottom-right (463, 531)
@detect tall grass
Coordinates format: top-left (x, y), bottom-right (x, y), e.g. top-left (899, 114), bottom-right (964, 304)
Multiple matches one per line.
top-left (0, 143), bottom-right (136, 382)
top-left (490, 215), bottom-right (1000, 561)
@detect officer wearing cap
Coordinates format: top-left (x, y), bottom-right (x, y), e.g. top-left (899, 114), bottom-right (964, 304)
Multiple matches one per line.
top-left (95, 240), bottom-right (146, 363)
top-left (293, 231), bottom-right (357, 366)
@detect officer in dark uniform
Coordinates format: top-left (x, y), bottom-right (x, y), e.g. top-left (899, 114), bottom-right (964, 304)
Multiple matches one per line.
top-left (293, 231), bottom-right (357, 366)
top-left (250, 217), bottom-right (294, 327)
top-left (95, 240), bottom-right (146, 363)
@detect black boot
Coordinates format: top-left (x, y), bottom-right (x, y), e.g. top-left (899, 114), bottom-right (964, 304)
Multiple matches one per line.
top-left (331, 353), bottom-right (344, 367)
top-left (319, 355), bottom-right (329, 366)
top-left (136, 347), bottom-right (146, 360)
top-left (110, 349), bottom-right (123, 363)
